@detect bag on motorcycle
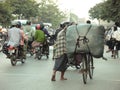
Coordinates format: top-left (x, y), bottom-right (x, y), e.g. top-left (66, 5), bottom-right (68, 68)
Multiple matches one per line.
top-left (66, 24), bottom-right (105, 58)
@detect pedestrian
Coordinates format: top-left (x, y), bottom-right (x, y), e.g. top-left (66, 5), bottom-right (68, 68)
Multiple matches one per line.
top-left (51, 23), bottom-right (69, 81)
top-left (54, 23), bottom-right (65, 41)
top-left (111, 22), bottom-right (120, 56)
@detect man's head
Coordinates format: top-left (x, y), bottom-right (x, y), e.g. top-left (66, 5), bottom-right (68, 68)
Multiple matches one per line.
top-left (36, 24), bottom-right (41, 30)
top-left (115, 22), bottom-right (120, 27)
top-left (39, 22), bottom-right (44, 30)
top-left (60, 22), bottom-right (71, 29)
top-left (16, 21), bottom-right (22, 28)
top-left (86, 20), bottom-right (91, 24)
top-left (26, 21), bottom-right (31, 25)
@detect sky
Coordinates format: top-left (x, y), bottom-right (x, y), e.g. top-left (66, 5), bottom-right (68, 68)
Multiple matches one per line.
top-left (56, 0), bottom-right (103, 18)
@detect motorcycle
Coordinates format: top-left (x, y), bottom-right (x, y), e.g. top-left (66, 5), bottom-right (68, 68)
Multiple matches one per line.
top-left (7, 46), bottom-right (25, 66)
top-left (34, 41), bottom-right (49, 60)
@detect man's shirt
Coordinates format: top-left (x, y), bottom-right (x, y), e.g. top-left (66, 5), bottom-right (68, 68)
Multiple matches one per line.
top-left (53, 29), bottom-right (67, 59)
top-left (7, 27), bottom-right (21, 47)
top-left (112, 27), bottom-right (120, 41)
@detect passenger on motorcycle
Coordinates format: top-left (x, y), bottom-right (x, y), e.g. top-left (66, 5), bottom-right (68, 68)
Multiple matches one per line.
top-left (32, 24), bottom-right (46, 54)
top-left (17, 22), bottom-right (28, 59)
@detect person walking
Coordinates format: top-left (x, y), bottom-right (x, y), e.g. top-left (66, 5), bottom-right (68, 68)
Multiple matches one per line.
top-left (51, 23), bottom-right (69, 81)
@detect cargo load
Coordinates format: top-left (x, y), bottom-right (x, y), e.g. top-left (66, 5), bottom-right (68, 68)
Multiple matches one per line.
top-left (66, 24), bottom-right (105, 58)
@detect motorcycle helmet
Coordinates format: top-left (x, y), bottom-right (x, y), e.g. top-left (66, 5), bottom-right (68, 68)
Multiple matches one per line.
top-left (36, 24), bottom-right (41, 30)
top-left (16, 21), bottom-right (22, 28)
top-left (39, 22), bottom-right (44, 30)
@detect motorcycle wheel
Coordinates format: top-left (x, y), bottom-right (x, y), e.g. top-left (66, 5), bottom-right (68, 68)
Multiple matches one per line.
top-left (10, 55), bottom-right (17, 66)
top-left (21, 58), bottom-right (25, 63)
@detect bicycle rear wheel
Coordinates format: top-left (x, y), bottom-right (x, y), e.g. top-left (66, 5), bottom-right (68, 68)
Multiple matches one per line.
top-left (81, 54), bottom-right (88, 84)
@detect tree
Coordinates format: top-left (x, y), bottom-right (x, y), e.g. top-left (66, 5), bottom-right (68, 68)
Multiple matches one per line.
top-left (38, 0), bottom-right (66, 28)
top-left (70, 13), bottom-right (79, 22)
top-left (0, 2), bottom-right (13, 26)
top-left (89, 0), bottom-right (120, 24)
top-left (6, 0), bottom-right (40, 19)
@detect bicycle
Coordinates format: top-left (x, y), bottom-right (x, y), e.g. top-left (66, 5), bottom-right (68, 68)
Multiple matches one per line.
top-left (74, 35), bottom-right (94, 84)
top-left (79, 52), bottom-right (94, 84)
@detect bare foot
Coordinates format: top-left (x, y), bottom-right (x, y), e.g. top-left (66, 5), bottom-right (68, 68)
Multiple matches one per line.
top-left (51, 75), bottom-right (56, 81)
top-left (60, 78), bottom-right (67, 80)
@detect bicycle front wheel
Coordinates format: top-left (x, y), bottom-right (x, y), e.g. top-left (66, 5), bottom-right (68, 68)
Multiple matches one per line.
top-left (88, 54), bottom-right (94, 79)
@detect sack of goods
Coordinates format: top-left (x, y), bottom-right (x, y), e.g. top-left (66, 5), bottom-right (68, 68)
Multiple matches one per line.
top-left (66, 24), bottom-right (105, 58)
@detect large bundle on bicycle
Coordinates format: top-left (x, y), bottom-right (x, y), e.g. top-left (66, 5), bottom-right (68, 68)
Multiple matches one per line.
top-left (66, 24), bottom-right (105, 58)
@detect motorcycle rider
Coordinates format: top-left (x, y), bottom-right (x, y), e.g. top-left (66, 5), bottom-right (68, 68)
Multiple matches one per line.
top-left (7, 21), bottom-right (21, 49)
top-left (32, 24), bottom-right (46, 56)
top-left (7, 21), bottom-right (22, 58)
top-left (23, 21), bottom-right (35, 51)
top-left (17, 22), bottom-right (28, 59)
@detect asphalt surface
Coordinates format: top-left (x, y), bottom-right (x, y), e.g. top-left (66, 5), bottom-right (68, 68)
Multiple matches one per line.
top-left (0, 46), bottom-right (120, 90)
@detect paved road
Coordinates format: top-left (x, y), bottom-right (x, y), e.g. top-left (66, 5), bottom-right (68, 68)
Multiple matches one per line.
top-left (0, 46), bottom-right (120, 90)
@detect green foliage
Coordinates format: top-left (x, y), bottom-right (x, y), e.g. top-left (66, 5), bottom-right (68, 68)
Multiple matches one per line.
top-left (0, 2), bottom-right (13, 26)
top-left (38, 0), bottom-right (66, 29)
top-left (6, 0), bottom-right (40, 19)
top-left (89, 0), bottom-right (120, 23)
top-left (0, 0), bottom-right (66, 28)
top-left (70, 13), bottom-right (79, 22)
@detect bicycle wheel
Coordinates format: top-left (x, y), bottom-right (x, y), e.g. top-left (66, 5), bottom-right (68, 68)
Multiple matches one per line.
top-left (81, 54), bottom-right (88, 84)
top-left (88, 54), bottom-right (94, 79)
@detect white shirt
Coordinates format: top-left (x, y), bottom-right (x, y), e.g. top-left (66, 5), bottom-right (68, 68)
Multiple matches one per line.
top-left (112, 27), bottom-right (120, 41)
top-left (7, 27), bottom-right (21, 47)
top-left (105, 28), bottom-right (114, 40)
